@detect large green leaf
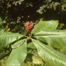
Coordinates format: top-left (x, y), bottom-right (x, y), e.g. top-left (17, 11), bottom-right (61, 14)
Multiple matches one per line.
top-left (34, 31), bottom-right (66, 54)
top-left (0, 31), bottom-right (23, 50)
top-left (32, 39), bottom-right (66, 66)
top-left (5, 39), bottom-right (27, 66)
top-left (32, 19), bottom-right (58, 34)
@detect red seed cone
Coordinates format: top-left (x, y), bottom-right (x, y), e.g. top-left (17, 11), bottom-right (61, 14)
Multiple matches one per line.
top-left (24, 21), bottom-right (33, 33)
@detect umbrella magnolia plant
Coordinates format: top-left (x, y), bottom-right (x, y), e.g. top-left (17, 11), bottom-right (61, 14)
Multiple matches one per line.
top-left (0, 19), bottom-right (66, 66)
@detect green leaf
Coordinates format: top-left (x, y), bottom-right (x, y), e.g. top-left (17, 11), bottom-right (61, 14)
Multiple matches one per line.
top-left (27, 42), bottom-right (36, 49)
top-left (34, 31), bottom-right (66, 54)
top-left (32, 19), bottom-right (58, 34)
top-left (32, 39), bottom-right (66, 66)
top-left (5, 39), bottom-right (27, 66)
top-left (0, 31), bottom-right (23, 50)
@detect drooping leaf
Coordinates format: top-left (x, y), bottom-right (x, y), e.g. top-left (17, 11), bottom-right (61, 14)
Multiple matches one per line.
top-left (5, 39), bottom-right (27, 66)
top-left (32, 19), bottom-right (58, 34)
top-left (32, 39), bottom-right (66, 66)
top-left (0, 31), bottom-right (23, 50)
top-left (34, 31), bottom-right (66, 54)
